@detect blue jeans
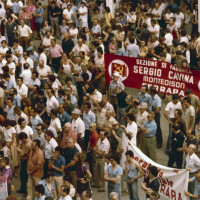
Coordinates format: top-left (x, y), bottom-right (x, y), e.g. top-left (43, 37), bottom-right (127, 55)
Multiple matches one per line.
top-left (108, 183), bottom-right (121, 200)
top-left (126, 176), bottom-right (139, 200)
top-left (166, 118), bottom-right (175, 152)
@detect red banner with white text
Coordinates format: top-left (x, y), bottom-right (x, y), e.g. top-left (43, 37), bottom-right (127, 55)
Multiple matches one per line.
top-left (105, 53), bottom-right (200, 97)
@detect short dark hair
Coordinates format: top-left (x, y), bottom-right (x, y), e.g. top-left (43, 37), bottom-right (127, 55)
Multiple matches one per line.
top-left (172, 94), bottom-right (179, 100)
top-left (18, 132), bottom-right (28, 140)
top-left (183, 96), bottom-right (191, 104)
top-left (125, 150), bottom-right (134, 157)
top-left (45, 130), bottom-right (53, 138)
top-left (83, 102), bottom-right (91, 109)
top-left (1, 157), bottom-right (9, 165)
top-left (33, 139), bottom-right (41, 148)
top-left (126, 114), bottom-right (136, 122)
top-left (185, 88), bottom-right (192, 95)
top-left (110, 154), bottom-right (120, 164)
top-left (148, 166), bottom-right (158, 177)
top-left (175, 109), bottom-right (182, 117)
top-left (46, 171), bottom-right (54, 179)
top-left (61, 185), bottom-right (70, 194)
top-left (35, 184), bottom-right (45, 195)
top-left (18, 117), bottom-right (25, 125)
top-left (55, 146), bottom-right (62, 154)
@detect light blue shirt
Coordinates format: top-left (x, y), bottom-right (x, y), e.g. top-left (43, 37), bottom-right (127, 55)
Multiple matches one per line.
top-left (149, 94), bottom-right (161, 111)
top-left (57, 96), bottom-right (64, 104)
top-left (138, 92), bottom-right (152, 105)
top-left (34, 7), bottom-right (44, 23)
top-left (106, 164), bottom-right (123, 185)
top-left (126, 43), bottom-right (140, 58)
top-left (29, 51), bottom-right (39, 67)
top-left (13, 95), bottom-right (21, 107)
top-left (191, 177), bottom-right (200, 197)
top-left (5, 105), bottom-right (15, 120)
top-left (92, 24), bottom-right (101, 34)
top-left (30, 115), bottom-right (43, 134)
top-left (29, 78), bottom-right (41, 87)
top-left (70, 94), bottom-right (77, 105)
top-left (115, 48), bottom-right (127, 56)
top-left (143, 120), bottom-right (157, 138)
top-left (83, 110), bottom-right (96, 130)
top-left (38, 179), bottom-right (55, 198)
top-left (12, 2), bottom-right (20, 14)
top-left (6, 80), bottom-right (15, 91)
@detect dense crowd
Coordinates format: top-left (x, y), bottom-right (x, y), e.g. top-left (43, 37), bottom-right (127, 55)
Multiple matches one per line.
top-left (0, 0), bottom-right (200, 199)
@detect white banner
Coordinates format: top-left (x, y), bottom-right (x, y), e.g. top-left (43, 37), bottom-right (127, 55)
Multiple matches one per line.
top-left (122, 134), bottom-right (189, 200)
top-left (0, 175), bottom-right (8, 199)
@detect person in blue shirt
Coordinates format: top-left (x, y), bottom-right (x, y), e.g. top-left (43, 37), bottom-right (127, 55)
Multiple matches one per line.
top-left (35, 184), bottom-right (46, 200)
top-left (34, 2), bottom-right (44, 39)
top-left (149, 86), bottom-right (163, 149)
top-left (58, 103), bottom-right (71, 128)
top-left (38, 171), bottom-right (57, 199)
top-left (185, 172), bottom-right (200, 199)
top-left (48, 146), bottom-right (66, 199)
top-left (115, 41), bottom-right (127, 56)
top-left (104, 154), bottom-right (123, 200)
top-left (138, 85), bottom-right (152, 106)
top-left (140, 111), bottom-right (157, 162)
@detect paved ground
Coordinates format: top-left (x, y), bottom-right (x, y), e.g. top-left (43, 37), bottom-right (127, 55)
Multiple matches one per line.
top-left (11, 87), bottom-right (169, 200)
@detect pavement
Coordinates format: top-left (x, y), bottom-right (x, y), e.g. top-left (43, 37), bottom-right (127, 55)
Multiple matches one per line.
top-left (11, 87), bottom-right (169, 200)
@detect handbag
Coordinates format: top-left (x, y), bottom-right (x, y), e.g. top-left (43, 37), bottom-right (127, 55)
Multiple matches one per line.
top-left (82, 164), bottom-right (93, 194)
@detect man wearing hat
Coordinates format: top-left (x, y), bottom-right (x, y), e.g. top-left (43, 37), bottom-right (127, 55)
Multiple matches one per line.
top-left (109, 120), bottom-right (123, 153)
top-left (71, 108), bottom-right (85, 149)
top-left (137, 102), bottom-right (148, 147)
top-left (108, 71), bottom-right (125, 112)
top-left (27, 46), bottom-right (39, 68)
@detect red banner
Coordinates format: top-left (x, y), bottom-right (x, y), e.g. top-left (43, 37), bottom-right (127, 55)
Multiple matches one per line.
top-left (105, 53), bottom-right (200, 97)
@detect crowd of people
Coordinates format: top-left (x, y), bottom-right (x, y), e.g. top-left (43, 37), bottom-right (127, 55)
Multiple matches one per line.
top-left (0, 0), bottom-right (200, 199)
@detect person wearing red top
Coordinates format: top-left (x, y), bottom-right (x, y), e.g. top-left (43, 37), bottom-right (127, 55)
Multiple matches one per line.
top-left (27, 139), bottom-right (44, 200)
top-left (87, 122), bottom-right (99, 175)
top-left (60, 122), bottom-right (77, 148)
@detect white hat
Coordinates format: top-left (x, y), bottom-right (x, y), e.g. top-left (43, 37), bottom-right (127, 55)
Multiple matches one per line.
top-left (113, 72), bottom-right (120, 77)
top-left (71, 108), bottom-right (81, 115)
top-left (138, 102), bottom-right (148, 109)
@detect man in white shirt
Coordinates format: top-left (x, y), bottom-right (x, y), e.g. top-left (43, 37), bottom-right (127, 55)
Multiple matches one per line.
top-left (93, 130), bottom-right (110, 191)
top-left (186, 144), bottom-right (200, 199)
top-left (36, 60), bottom-right (52, 87)
top-left (164, 93), bottom-right (182, 154)
top-left (63, 4), bottom-right (73, 23)
top-left (71, 108), bottom-right (85, 148)
top-left (44, 130), bottom-right (58, 177)
top-left (77, 1), bottom-right (88, 28)
top-left (151, 3), bottom-right (162, 21)
top-left (91, 19), bottom-right (101, 38)
top-left (16, 77), bottom-right (28, 99)
top-left (16, 117), bottom-right (34, 140)
top-left (18, 19), bottom-right (32, 49)
top-left (164, 28), bottom-right (173, 47)
top-left (175, 9), bottom-right (184, 29)
top-left (148, 18), bottom-right (160, 38)
top-left (14, 106), bottom-right (29, 124)
top-left (20, 63), bottom-right (32, 85)
top-left (20, 51), bottom-right (34, 71)
top-left (46, 88), bottom-right (59, 116)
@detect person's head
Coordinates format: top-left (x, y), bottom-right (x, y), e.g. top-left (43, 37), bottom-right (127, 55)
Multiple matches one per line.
top-left (110, 192), bottom-right (118, 200)
top-left (50, 39), bottom-right (56, 47)
top-left (18, 132), bottom-right (28, 143)
top-left (185, 88), bottom-right (192, 97)
top-left (46, 171), bottom-right (54, 182)
top-left (105, 109), bottom-right (113, 119)
top-left (126, 114), bottom-right (136, 123)
top-left (125, 150), bottom-right (134, 162)
top-left (89, 122), bottom-right (96, 132)
top-left (32, 139), bottom-right (41, 150)
top-left (99, 130), bottom-right (108, 141)
top-left (149, 86), bottom-right (157, 96)
top-left (172, 93), bottom-right (179, 104)
top-left (112, 120), bottom-right (119, 130)
top-left (186, 129), bottom-right (195, 139)
top-left (71, 108), bottom-right (81, 120)
top-left (112, 72), bottom-right (120, 82)
top-left (183, 96), bottom-right (191, 108)
top-left (34, 184), bottom-right (45, 198)
top-left (47, 88), bottom-right (55, 98)
top-left (151, 19), bottom-right (156, 27)
top-left (66, 137), bottom-right (75, 149)
top-left (36, 124), bottom-right (43, 135)
top-left (0, 157), bottom-right (9, 167)
top-left (187, 144), bottom-right (196, 155)
top-left (147, 111), bottom-right (154, 122)
top-left (20, 20), bottom-right (25, 26)
top-left (83, 102), bottom-right (91, 113)
top-left (174, 109), bottom-right (182, 119)
top-left (6, 97), bottom-right (13, 106)
top-left (44, 130), bottom-right (54, 142)
top-left (73, 152), bottom-right (83, 164)
top-left (60, 185), bottom-right (70, 197)
top-left (16, 77), bottom-right (23, 86)
top-left (54, 146), bottom-right (62, 159)
top-left (50, 108), bottom-right (58, 119)
top-left (148, 166), bottom-right (158, 178)
top-left (125, 95), bottom-right (134, 105)
top-left (78, 38), bottom-right (83, 46)
top-left (110, 154), bottom-right (120, 165)
top-left (64, 122), bottom-right (72, 132)
top-left (18, 117), bottom-right (26, 129)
